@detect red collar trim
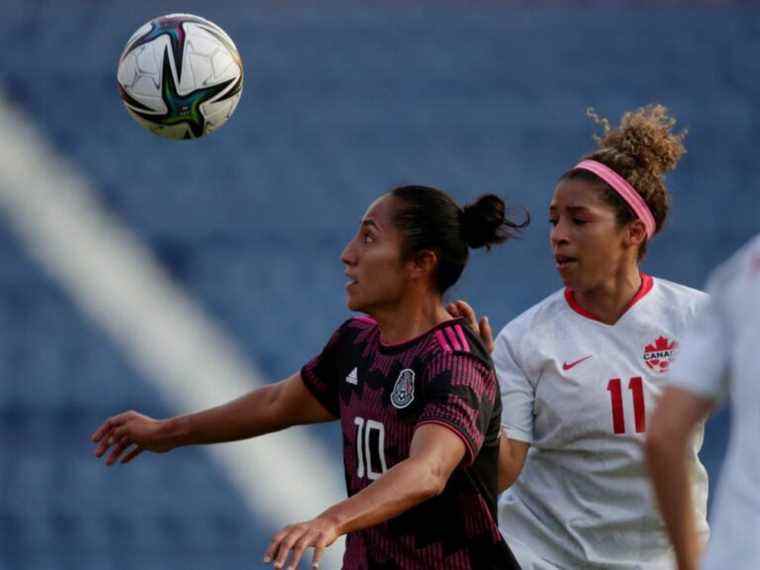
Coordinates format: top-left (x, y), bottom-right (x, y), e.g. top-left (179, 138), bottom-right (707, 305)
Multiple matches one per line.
top-left (564, 273), bottom-right (654, 324)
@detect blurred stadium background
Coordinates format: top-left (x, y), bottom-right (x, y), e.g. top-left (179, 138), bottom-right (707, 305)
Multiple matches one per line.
top-left (0, 1), bottom-right (757, 568)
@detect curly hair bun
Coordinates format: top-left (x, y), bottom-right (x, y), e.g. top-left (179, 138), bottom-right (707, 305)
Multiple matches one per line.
top-left (589, 104), bottom-right (686, 178)
top-left (461, 194), bottom-right (529, 250)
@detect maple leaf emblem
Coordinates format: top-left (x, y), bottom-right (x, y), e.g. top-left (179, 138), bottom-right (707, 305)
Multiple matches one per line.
top-left (643, 336), bottom-right (679, 373)
top-left (645, 336), bottom-right (678, 353)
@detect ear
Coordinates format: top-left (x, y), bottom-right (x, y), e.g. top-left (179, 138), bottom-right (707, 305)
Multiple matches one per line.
top-left (407, 249), bottom-right (438, 281)
top-left (625, 219), bottom-right (648, 249)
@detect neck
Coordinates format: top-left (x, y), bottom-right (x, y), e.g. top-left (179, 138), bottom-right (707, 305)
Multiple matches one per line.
top-left (573, 265), bottom-right (643, 325)
top-left (371, 290), bottom-right (452, 345)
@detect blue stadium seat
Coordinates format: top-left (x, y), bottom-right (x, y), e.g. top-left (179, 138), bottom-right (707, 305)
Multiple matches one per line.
top-left (0, 2), bottom-right (756, 567)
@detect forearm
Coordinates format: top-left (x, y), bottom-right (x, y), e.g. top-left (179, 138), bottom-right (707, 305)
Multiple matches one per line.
top-left (165, 374), bottom-right (333, 448)
top-left (320, 456), bottom-right (446, 535)
top-left (497, 433), bottom-right (528, 493)
top-left (647, 438), bottom-right (701, 570)
top-left (164, 384), bottom-right (287, 447)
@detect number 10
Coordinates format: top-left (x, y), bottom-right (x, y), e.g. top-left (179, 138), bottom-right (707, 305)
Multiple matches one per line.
top-left (607, 377), bottom-right (646, 434)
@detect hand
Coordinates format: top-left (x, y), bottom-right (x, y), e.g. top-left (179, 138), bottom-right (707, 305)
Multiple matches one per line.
top-left (264, 515), bottom-right (341, 569)
top-left (91, 410), bottom-right (175, 465)
top-left (447, 300), bottom-right (494, 353)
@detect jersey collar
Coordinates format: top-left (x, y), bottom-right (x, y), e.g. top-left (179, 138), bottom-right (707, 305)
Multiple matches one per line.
top-left (564, 273), bottom-right (654, 325)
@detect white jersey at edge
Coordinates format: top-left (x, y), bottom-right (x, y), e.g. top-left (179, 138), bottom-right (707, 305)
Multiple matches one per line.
top-left (495, 274), bottom-right (710, 569)
top-left (667, 235), bottom-right (760, 570)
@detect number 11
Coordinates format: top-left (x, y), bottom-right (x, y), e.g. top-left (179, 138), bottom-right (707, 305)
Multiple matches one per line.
top-left (607, 377), bottom-right (645, 434)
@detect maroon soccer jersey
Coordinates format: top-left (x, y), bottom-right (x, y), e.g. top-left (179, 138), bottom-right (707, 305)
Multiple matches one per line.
top-left (301, 317), bottom-right (519, 570)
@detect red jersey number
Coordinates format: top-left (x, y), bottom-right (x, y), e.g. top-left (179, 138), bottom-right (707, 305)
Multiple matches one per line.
top-left (607, 377), bottom-right (646, 435)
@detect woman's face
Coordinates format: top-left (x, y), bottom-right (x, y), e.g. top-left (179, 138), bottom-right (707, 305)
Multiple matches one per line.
top-left (549, 178), bottom-right (634, 291)
top-left (341, 195), bottom-right (410, 314)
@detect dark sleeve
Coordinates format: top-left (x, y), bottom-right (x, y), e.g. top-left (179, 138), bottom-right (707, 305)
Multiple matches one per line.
top-left (299, 322), bottom-right (348, 417)
top-left (417, 353), bottom-right (498, 466)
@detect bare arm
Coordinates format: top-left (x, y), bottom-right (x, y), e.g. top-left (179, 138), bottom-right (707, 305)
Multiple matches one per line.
top-left (91, 372), bottom-right (335, 465)
top-left (646, 386), bottom-right (714, 570)
top-left (265, 423), bottom-right (467, 569)
top-left (498, 432), bottom-right (529, 492)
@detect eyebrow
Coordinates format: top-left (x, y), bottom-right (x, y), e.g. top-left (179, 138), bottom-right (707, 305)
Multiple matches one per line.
top-left (361, 219), bottom-right (382, 231)
top-left (549, 205), bottom-right (593, 214)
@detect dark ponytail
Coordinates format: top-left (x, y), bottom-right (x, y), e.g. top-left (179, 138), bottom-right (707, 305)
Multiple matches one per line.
top-left (461, 194), bottom-right (525, 250)
top-left (390, 186), bottom-right (529, 294)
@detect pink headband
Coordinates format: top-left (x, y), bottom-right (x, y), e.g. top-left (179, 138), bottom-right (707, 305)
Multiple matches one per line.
top-left (574, 159), bottom-right (656, 239)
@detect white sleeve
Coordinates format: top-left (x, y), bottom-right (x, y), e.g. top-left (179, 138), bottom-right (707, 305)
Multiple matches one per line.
top-left (493, 327), bottom-right (535, 443)
top-left (668, 274), bottom-right (733, 401)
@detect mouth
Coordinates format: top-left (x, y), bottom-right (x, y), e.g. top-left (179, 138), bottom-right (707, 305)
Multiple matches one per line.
top-left (554, 255), bottom-right (578, 270)
top-left (345, 274), bottom-right (359, 289)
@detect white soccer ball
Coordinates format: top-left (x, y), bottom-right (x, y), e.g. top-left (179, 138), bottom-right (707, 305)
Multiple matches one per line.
top-left (117, 14), bottom-right (244, 140)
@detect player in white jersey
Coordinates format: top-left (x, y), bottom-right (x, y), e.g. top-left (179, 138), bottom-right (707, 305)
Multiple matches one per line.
top-left (454, 106), bottom-right (711, 569)
top-left (647, 234), bottom-right (760, 570)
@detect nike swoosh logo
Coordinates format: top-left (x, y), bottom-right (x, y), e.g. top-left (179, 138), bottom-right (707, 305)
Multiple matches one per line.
top-left (562, 355), bottom-right (593, 371)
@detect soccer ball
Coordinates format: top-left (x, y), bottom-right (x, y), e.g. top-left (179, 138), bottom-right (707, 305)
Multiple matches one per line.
top-left (117, 14), bottom-right (244, 140)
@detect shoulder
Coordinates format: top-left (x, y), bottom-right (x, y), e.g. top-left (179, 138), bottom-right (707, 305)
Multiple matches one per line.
top-left (422, 320), bottom-right (496, 382)
top-left (425, 320), bottom-right (489, 364)
top-left (344, 315), bottom-right (378, 332)
top-left (326, 316), bottom-right (378, 346)
top-left (650, 276), bottom-right (709, 314)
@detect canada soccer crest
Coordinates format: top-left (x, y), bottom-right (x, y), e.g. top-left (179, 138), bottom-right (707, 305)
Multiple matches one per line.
top-left (643, 336), bottom-right (679, 373)
top-left (391, 369), bottom-right (415, 409)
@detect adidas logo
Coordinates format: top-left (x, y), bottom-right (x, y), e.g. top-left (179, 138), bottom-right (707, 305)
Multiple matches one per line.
top-left (346, 367), bottom-right (359, 385)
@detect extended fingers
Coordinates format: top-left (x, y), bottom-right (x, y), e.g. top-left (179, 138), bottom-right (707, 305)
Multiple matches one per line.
top-left (450, 300), bottom-right (478, 331)
top-left (310, 534), bottom-right (333, 569)
top-left (91, 412), bottom-right (131, 443)
top-left (105, 435), bottom-right (132, 466)
top-left (479, 315), bottom-right (494, 354)
top-left (93, 425), bottom-right (127, 459)
top-left (264, 526), bottom-right (291, 567)
top-left (446, 302), bottom-right (462, 318)
top-left (266, 525), bottom-right (315, 569)
top-left (91, 419), bottom-right (114, 444)
top-left (121, 445), bottom-right (144, 464)
top-left (287, 530), bottom-right (319, 570)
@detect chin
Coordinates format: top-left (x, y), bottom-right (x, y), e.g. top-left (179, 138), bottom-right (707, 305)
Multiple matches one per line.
top-left (555, 270), bottom-right (574, 288)
top-left (346, 295), bottom-right (366, 313)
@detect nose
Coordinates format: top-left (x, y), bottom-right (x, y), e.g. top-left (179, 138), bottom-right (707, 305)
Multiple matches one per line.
top-left (550, 217), bottom-right (570, 248)
top-left (341, 237), bottom-right (358, 266)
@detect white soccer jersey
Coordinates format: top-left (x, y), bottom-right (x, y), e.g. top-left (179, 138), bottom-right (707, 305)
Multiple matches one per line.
top-left (667, 235), bottom-right (760, 570)
top-left (495, 274), bottom-right (710, 569)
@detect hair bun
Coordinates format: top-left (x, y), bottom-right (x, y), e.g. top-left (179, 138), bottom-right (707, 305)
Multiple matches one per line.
top-left (590, 104), bottom-right (686, 177)
top-left (461, 194), bottom-right (529, 250)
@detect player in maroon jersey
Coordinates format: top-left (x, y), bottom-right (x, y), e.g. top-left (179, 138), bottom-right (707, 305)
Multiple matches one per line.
top-left (91, 185), bottom-right (527, 569)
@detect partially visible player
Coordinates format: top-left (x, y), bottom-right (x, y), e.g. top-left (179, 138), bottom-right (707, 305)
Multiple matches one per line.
top-left (91, 185), bottom-right (526, 570)
top-left (482, 105), bottom-right (708, 569)
top-left (647, 235), bottom-right (760, 570)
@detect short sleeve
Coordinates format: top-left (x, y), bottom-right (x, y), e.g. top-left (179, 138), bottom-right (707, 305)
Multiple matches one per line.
top-left (300, 323), bottom-right (346, 417)
top-left (416, 352), bottom-right (498, 466)
top-left (669, 287), bottom-right (731, 402)
top-left (493, 328), bottom-right (535, 443)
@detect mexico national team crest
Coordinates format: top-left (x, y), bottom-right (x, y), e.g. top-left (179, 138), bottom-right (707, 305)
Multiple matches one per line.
top-left (643, 336), bottom-right (679, 373)
top-left (391, 369), bottom-right (415, 409)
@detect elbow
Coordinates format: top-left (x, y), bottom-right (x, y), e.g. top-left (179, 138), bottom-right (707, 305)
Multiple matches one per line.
top-left (424, 474), bottom-right (448, 500)
top-left (418, 464), bottom-right (450, 500)
top-left (498, 471), bottom-right (516, 494)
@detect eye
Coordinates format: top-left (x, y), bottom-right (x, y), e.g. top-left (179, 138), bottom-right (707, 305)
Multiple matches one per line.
top-left (362, 232), bottom-right (375, 244)
top-left (549, 218), bottom-right (558, 226)
top-left (572, 219), bottom-right (588, 226)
